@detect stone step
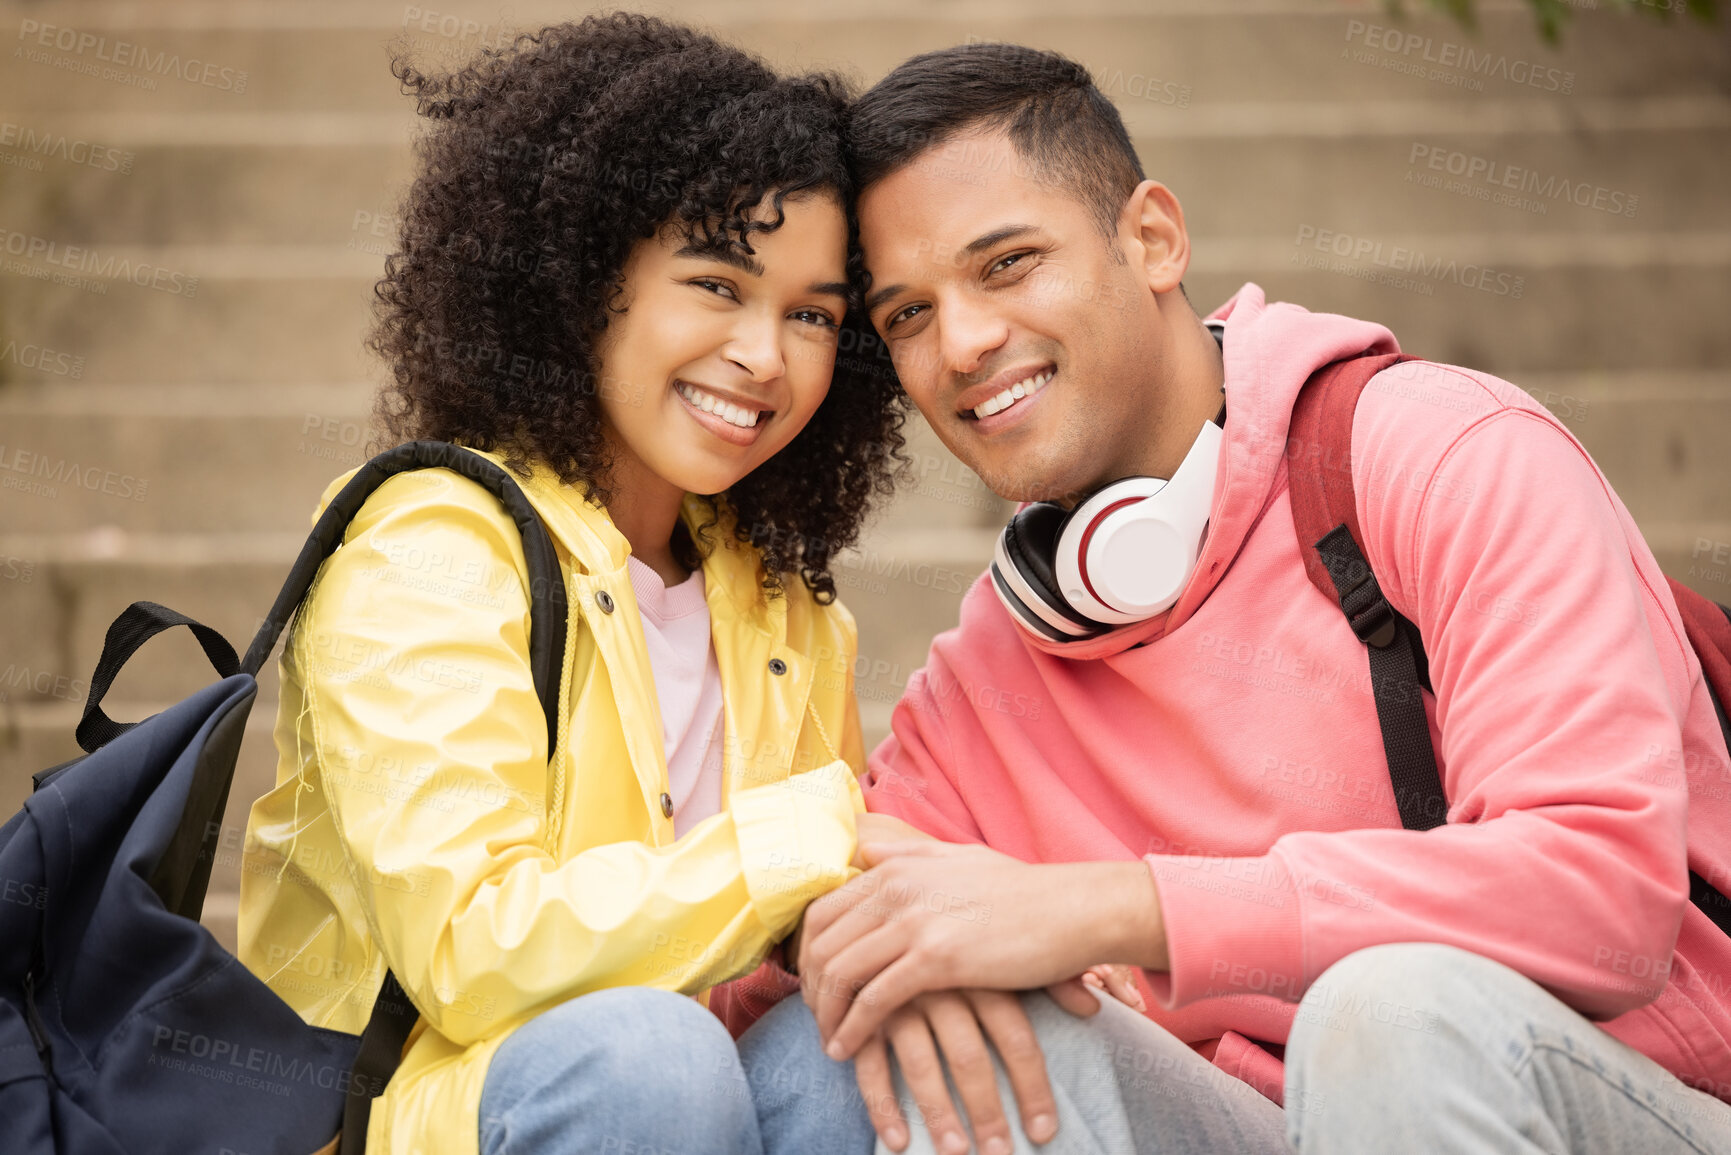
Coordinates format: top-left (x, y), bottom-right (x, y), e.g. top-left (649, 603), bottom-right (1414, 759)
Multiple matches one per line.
top-left (2, 239), bottom-right (1728, 386)
top-left (1185, 257), bottom-right (1731, 376)
top-left (2, 4), bottom-right (1723, 114)
top-left (16, 94), bottom-right (1727, 158)
top-left (1519, 372), bottom-right (1731, 529)
top-left (1152, 127), bottom-right (1728, 239)
top-left (0, 140), bottom-right (418, 247)
top-left (0, 535), bottom-right (297, 706)
top-left (0, 260), bottom-right (377, 385)
top-left (0, 384), bottom-right (372, 532)
top-left (6, 118), bottom-right (1724, 247)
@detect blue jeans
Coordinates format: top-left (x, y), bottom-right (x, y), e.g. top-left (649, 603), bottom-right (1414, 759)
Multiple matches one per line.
top-left (740, 945), bottom-right (1731, 1154)
top-left (481, 945), bottom-right (1731, 1154)
top-left (476, 985), bottom-right (877, 1155)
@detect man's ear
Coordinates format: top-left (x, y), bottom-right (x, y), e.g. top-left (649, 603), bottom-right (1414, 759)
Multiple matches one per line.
top-left (1119, 180), bottom-right (1191, 295)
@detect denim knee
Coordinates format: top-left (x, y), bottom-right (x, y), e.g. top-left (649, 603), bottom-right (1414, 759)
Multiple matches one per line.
top-left (482, 986), bottom-right (758, 1153)
top-left (737, 995), bottom-right (872, 1140)
top-left (1288, 944), bottom-right (1483, 1060)
top-left (1285, 944), bottom-right (1516, 1124)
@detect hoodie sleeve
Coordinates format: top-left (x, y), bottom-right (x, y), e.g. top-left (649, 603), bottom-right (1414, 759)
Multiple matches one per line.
top-left (1147, 366), bottom-right (1694, 1021)
top-left (864, 657), bottom-right (988, 844)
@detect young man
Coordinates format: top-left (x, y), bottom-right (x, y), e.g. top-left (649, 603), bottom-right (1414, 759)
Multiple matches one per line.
top-left (743, 41), bottom-right (1731, 1155)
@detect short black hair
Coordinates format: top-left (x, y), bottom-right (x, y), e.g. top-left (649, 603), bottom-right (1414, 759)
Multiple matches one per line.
top-left (847, 42), bottom-right (1146, 239)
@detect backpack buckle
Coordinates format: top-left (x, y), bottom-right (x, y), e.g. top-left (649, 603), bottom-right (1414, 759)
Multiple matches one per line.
top-left (1349, 597), bottom-right (1398, 648)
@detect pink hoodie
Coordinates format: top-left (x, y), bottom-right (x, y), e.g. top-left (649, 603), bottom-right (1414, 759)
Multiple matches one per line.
top-left (862, 283), bottom-right (1731, 1105)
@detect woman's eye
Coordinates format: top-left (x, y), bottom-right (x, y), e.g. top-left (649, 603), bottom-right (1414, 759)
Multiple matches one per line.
top-left (790, 309), bottom-right (837, 329)
top-left (692, 278), bottom-right (737, 300)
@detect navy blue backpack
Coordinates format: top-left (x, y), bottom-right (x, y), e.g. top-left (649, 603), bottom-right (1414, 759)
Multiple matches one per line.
top-left (0, 443), bottom-right (568, 1155)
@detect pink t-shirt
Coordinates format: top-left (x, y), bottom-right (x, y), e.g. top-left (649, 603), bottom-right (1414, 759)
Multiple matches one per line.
top-left (626, 554), bottom-right (724, 837)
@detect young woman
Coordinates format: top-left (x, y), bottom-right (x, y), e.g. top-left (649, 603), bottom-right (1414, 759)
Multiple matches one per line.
top-left (235, 15), bottom-right (906, 1154)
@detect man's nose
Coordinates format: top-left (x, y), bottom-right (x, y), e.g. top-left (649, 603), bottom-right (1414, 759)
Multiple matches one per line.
top-left (935, 292), bottom-right (1010, 380)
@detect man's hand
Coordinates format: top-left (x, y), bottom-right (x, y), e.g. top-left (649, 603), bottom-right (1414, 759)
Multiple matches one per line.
top-left (857, 989), bottom-right (1057, 1154)
top-left (855, 973), bottom-right (1149, 1154)
top-left (853, 811), bottom-right (933, 866)
top-left (799, 840), bottom-right (1168, 1059)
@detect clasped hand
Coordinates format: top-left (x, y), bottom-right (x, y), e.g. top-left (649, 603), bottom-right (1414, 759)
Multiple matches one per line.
top-left (794, 816), bottom-right (1163, 1152)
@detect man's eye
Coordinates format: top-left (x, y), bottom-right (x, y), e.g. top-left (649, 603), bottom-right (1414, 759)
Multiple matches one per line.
top-left (888, 303), bottom-right (927, 329)
top-left (989, 252), bottom-right (1031, 275)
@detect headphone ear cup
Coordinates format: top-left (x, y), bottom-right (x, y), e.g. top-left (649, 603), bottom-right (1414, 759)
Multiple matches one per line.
top-left (1000, 503), bottom-right (1103, 632)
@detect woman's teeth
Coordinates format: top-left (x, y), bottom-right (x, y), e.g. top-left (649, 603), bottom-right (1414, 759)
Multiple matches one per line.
top-left (679, 382), bottom-right (762, 428)
top-left (973, 369), bottom-right (1053, 419)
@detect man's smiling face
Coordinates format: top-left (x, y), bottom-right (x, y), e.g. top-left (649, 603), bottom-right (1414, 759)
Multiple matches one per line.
top-left (858, 128), bottom-right (1178, 506)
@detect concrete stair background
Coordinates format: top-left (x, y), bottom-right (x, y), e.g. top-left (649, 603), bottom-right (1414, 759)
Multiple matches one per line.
top-left (1, 0), bottom-right (1727, 951)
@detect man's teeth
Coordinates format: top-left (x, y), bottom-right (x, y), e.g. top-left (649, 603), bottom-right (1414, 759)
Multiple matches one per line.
top-left (679, 383), bottom-right (761, 428)
top-left (973, 369), bottom-right (1053, 419)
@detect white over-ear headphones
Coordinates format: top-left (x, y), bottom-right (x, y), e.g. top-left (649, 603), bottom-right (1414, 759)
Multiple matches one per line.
top-left (989, 319), bottom-right (1226, 642)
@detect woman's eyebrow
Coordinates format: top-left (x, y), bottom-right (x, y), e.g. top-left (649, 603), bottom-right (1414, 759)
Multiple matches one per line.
top-left (675, 243), bottom-right (845, 298)
top-left (677, 241), bottom-right (764, 277)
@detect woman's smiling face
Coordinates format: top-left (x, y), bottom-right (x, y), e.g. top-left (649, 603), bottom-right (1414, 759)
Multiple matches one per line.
top-left (594, 192), bottom-right (851, 500)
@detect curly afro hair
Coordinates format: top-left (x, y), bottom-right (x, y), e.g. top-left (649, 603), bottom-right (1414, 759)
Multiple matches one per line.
top-left (368, 12), bottom-right (908, 603)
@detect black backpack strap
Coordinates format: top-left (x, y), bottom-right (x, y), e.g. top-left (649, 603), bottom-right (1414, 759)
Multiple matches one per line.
top-left (1288, 352), bottom-right (1446, 833)
top-left (75, 601), bottom-right (242, 753)
top-left (339, 969), bottom-right (419, 1155)
top-left (1311, 526), bottom-right (1447, 831)
top-left (240, 441), bottom-right (569, 758)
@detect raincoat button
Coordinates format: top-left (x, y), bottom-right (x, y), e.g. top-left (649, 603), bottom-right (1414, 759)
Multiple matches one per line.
top-left (768, 658), bottom-right (788, 676)
top-left (596, 590), bottom-right (615, 614)
top-left (659, 792), bottom-right (673, 818)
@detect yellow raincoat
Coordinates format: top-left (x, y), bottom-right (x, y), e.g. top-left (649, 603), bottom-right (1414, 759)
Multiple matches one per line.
top-left (235, 448), bottom-right (865, 1155)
